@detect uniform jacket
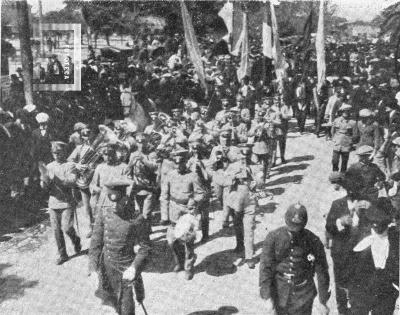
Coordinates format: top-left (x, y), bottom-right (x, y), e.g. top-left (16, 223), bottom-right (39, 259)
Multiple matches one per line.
top-left (259, 227), bottom-right (330, 307)
top-left (45, 161), bottom-right (77, 209)
top-left (331, 116), bottom-right (357, 152)
top-left (89, 197), bottom-right (151, 293)
top-left (160, 169), bottom-right (206, 223)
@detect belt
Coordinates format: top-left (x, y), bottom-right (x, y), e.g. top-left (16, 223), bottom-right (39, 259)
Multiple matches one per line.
top-left (170, 197), bottom-right (189, 206)
top-left (277, 273), bottom-right (310, 286)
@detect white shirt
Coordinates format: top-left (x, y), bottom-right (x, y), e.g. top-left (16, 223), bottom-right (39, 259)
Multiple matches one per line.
top-left (353, 229), bottom-right (389, 269)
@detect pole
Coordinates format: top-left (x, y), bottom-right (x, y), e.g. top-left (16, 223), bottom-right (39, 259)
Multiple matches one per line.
top-left (38, 0), bottom-right (45, 57)
top-left (16, 0), bottom-right (34, 106)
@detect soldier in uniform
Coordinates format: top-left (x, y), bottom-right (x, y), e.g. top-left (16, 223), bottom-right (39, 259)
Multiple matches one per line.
top-left (346, 145), bottom-right (386, 200)
top-left (40, 141), bottom-right (81, 265)
top-left (127, 133), bottom-right (158, 222)
top-left (209, 129), bottom-right (240, 228)
top-left (160, 148), bottom-right (205, 280)
top-left (331, 104), bottom-right (357, 172)
top-left (259, 203), bottom-right (330, 315)
top-left (187, 135), bottom-right (212, 243)
top-left (68, 125), bottom-right (96, 237)
top-left (90, 144), bottom-right (128, 218)
top-left (88, 179), bottom-right (151, 315)
top-left (224, 143), bottom-right (264, 268)
top-left (171, 108), bottom-right (182, 123)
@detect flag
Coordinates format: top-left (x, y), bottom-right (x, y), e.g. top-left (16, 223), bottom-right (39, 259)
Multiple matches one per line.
top-left (236, 10), bottom-right (249, 81)
top-left (231, 2), bottom-right (244, 56)
top-left (316, 0), bottom-right (326, 93)
top-left (180, 1), bottom-right (207, 91)
top-left (270, 1), bottom-right (286, 85)
top-left (218, 2), bottom-right (233, 38)
top-left (262, 3), bottom-right (273, 58)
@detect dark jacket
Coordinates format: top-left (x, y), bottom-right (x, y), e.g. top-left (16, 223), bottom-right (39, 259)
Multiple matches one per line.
top-left (259, 226), bottom-right (330, 308)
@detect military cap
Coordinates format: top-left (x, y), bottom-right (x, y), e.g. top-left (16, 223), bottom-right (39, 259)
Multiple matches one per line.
top-left (149, 111), bottom-right (158, 117)
top-left (359, 108), bottom-right (372, 117)
top-left (229, 106), bottom-right (240, 114)
top-left (200, 106), bottom-right (208, 113)
top-left (219, 128), bottom-right (232, 138)
top-left (35, 112), bottom-right (50, 124)
top-left (171, 108), bottom-right (182, 113)
top-left (73, 122), bottom-right (88, 132)
top-left (51, 141), bottom-right (68, 153)
top-left (171, 147), bottom-right (189, 157)
top-left (103, 143), bottom-right (119, 154)
top-left (23, 104), bottom-right (37, 113)
top-left (356, 145), bottom-right (374, 156)
top-left (339, 103), bottom-right (352, 111)
top-left (221, 97), bottom-right (229, 102)
top-left (392, 137), bottom-right (400, 146)
top-left (285, 203), bottom-right (308, 232)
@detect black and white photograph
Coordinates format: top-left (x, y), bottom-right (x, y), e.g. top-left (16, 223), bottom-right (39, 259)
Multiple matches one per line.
top-left (0, 0), bottom-right (400, 314)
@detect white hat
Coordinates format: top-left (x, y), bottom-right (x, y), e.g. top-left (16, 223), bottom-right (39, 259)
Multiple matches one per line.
top-left (35, 112), bottom-right (49, 123)
top-left (24, 104), bottom-right (36, 113)
top-left (339, 103), bottom-right (352, 111)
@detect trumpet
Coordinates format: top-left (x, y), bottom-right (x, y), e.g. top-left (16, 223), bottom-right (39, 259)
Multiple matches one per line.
top-left (75, 125), bottom-right (123, 189)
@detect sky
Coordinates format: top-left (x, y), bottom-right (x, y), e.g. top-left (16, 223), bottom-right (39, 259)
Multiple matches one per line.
top-left (28, 0), bottom-right (400, 22)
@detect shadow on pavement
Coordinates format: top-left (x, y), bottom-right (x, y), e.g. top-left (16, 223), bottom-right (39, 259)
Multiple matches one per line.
top-left (0, 195), bottom-right (49, 243)
top-left (144, 239), bottom-right (174, 274)
top-left (0, 263), bottom-right (38, 303)
top-left (265, 175), bottom-right (303, 187)
top-left (256, 202), bottom-right (279, 216)
top-left (288, 155), bottom-right (315, 163)
top-left (275, 163), bottom-right (309, 175)
top-left (194, 249), bottom-right (238, 277)
top-left (187, 305), bottom-right (239, 315)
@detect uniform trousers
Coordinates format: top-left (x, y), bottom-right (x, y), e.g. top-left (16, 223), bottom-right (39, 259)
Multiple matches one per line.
top-left (166, 227), bottom-right (196, 271)
top-left (228, 185), bottom-right (255, 259)
top-left (103, 260), bottom-right (135, 315)
top-left (159, 178), bottom-right (170, 222)
top-left (197, 198), bottom-right (209, 238)
top-left (332, 151), bottom-right (350, 172)
top-left (49, 207), bottom-right (79, 258)
top-left (135, 192), bottom-right (154, 220)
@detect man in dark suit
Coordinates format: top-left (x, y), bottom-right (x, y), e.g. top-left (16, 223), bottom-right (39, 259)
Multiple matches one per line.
top-left (347, 198), bottom-right (399, 315)
top-left (325, 173), bottom-right (370, 315)
top-left (259, 203), bottom-right (330, 315)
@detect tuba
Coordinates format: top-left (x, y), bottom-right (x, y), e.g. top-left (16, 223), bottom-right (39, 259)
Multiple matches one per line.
top-left (75, 125), bottom-right (123, 189)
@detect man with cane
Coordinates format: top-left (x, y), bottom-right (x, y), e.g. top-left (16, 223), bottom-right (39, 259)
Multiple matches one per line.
top-left (88, 178), bottom-right (151, 315)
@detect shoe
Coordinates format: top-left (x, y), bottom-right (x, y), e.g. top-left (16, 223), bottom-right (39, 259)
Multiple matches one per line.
top-left (56, 255), bottom-right (68, 265)
top-left (281, 158), bottom-right (287, 164)
top-left (222, 221), bottom-right (230, 229)
top-left (246, 259), bottom-right (256, 269)
top-left (184, 270), bottom-right (194, 280)
top-left (173, 264), bottom-right (183, 273)
top-left (160, 220), bottom-right (170, 226)
top-left (74, 237), bottom-right (81, 254)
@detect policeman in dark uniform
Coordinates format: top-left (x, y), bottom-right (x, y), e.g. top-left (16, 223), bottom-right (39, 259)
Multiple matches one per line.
top-left (88, 179), bottom-right (151, 315)
top-left (259, 203), bottom-right (330, 315)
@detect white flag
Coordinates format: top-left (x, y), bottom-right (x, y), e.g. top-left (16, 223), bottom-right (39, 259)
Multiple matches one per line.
top-left (316, 0), bottom-right (326, 93)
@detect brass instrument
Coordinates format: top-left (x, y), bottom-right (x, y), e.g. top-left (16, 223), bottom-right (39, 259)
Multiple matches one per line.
top-left (75, 125), bottom-right (122, 189)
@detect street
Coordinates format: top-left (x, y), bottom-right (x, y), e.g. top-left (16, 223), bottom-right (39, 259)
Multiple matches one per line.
top-left (0, 121), bottom-right (374, 314)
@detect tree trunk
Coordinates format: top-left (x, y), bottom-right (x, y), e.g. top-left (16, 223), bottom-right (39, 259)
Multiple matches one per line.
top-left (38, 0), bottom-right (45, 57)
top-left (16, 0), bottom-right (34, 106)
